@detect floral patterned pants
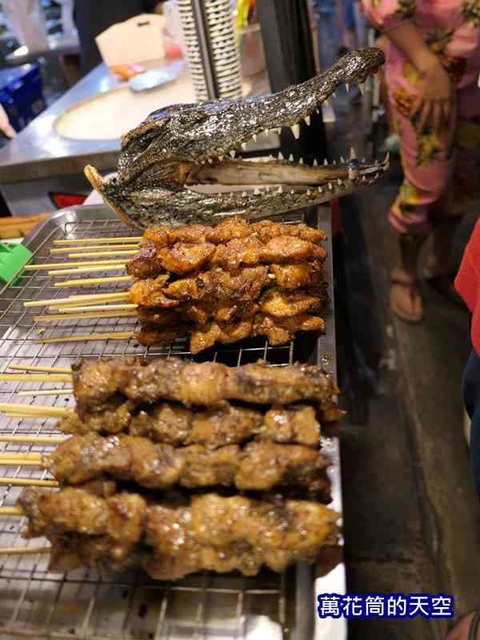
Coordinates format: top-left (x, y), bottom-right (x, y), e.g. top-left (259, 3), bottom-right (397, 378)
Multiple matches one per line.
top-left (386, 60), bottom-right (480, 235)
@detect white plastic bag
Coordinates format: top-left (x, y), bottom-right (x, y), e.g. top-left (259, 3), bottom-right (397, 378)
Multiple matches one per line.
top-left (2, 0), bottom-right (48, 52)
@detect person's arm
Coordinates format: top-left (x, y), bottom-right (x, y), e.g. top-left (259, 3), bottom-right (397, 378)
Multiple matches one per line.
top-left (385, 21), bottom-right (451, 131)
top-left (360, 0), bottom-right (452, 132)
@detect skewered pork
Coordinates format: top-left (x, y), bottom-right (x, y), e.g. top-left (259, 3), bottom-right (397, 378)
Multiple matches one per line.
top-left (71, 357), bottom-right (339, 412)
top-left (59, 402), bottom-right (323, 448)
top-left (19, 487), bottom-right (339, 578)
top-left (45, 434), bottom-right (331, 497)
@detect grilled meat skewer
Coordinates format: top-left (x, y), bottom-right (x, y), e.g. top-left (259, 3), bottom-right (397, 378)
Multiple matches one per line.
top-left (72, 357), bottom-right (339, 412)
top-left (128, 218), bottom-right (327, 278)
top-left (60, 402), bottom-right (324, 448)
top-left (44, 434), bottom-right (331, 498)
top-left (19, 487), bottom-right (339, 578)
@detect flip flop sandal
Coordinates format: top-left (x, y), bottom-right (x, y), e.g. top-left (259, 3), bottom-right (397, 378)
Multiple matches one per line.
top-left (390, 273), bottom-right (423, 323)
top-left (470, 611), bottom-right (480, 640)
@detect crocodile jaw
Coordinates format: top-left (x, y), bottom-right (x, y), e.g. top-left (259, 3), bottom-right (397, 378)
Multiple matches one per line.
top-left (85, 48), bottom-right (387, 227)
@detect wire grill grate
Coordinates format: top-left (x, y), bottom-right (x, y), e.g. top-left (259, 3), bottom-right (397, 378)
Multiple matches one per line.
top-left (0, 206), bottom-right (336, 639)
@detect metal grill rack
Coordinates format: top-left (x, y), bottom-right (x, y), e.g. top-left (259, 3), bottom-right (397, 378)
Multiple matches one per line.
top-left (0, 205), bottom-right (343, 640)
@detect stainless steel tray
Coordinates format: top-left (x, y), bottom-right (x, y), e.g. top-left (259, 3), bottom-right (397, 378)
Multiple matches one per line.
top-left (0, 205), bottom-right (345, 640)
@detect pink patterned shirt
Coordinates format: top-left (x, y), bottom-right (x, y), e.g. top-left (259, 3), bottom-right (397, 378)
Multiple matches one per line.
top-left (361, 0), bottom-right (480, 85)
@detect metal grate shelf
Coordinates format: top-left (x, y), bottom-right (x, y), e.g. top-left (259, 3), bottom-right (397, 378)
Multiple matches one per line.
top-left (0, 205), bottom-right (343, 640)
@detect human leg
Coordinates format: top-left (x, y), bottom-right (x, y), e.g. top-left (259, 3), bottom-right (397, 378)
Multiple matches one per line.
top-left (386, 62), bottom-right (455, 321)
top-left (425, 82), bottom-right (480, 280)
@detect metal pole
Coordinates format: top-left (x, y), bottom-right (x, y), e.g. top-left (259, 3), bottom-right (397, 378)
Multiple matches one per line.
top-left (257, 0), bottom-right (329, 163)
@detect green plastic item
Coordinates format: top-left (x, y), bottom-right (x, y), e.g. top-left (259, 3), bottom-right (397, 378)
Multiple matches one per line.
top-left (0, 243), bottom-right (33, 284)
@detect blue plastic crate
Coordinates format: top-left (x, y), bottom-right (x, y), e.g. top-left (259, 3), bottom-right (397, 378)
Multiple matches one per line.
top-left (0, 63), bottom-right (46, 132)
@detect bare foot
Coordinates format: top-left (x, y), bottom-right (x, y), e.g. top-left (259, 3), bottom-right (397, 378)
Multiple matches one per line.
top-left (447, 611), bottom-right (480, 639)
top-left (390, 267), bottom-right (423, 323)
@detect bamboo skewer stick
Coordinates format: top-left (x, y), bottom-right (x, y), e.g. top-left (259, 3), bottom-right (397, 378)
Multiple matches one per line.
top-left (7, 364), bottom-right (71, 374)
top-left (51, 244), bottom-right (138, 254)
top-left (0, 460), bottom-right (42, 467)
top-left (24, 292), bottom-right (129, 308)
top-left (34, 310), bottom-right (136, 322)
top-left (0, 403), bottom-right (71, 415)
top-left (2, 479), bottom-right (57, 488)
top-left (0, 374), bottom-right (72, 383)
top-left (0, 506), bottom-right (23, 516)
top-left (49, 264), bottom-right (127, 276)
top-left (0, 546), bottom-right (51, 555)
top-left (51, 304), bottom-right (137, 313)
top-left (41, 331), bottom-right (134, 344)
top-left (18, 389), bottom-right (72, 397)
top-left (0, 452), bottom-right (42, 460)
top-left (24, 259), bottom-right (127, 271)
top-left (66, 249), bottom-right (138, 258)
top-left (53, 236), bottom-right (142, 245)
top-left (0, 477), bottom-right (58, 487)
top-left (54, 275), bottom-right (131, 288)
top-left (0, 435), bottom-right (65, 443)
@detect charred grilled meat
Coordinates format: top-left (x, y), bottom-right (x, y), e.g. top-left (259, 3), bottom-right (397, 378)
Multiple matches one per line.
top-left (123, 217), bottom-right (328, 351)
top-left (71, 357), bottom-right (339, 412)
top-left (45, 434), bottom-right (331, 497)
top-left (128, 236), bottom-right (326, 278)
top-left (19, 487), bottom-right (339, 578)
top-left (60, 403), bottom-right (323, 448)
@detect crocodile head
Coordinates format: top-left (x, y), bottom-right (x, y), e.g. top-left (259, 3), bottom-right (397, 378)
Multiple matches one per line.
top-left (85, 48), bottom-right (387, 228)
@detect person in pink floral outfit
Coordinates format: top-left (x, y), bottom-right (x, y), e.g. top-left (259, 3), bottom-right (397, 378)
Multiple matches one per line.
top-left (361, 0), bottom-right (480, 322)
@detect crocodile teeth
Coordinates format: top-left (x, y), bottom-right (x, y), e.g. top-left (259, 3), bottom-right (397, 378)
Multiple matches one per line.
top-left (304, 115), bottom-right (311, 126)
top-left (207, 158), bottom-right (214, 164)
top-left (291, 124), bottom-right (301, 139)
top-left (277, 186), bottom-right (284, 194)
top-left (264, 129), bottom-right (270, 137)
top-left (358, 82), bottom-right (365, 95)
top-left (201, 160), bottom-right (206, 165)
top-left (254, 188), bottom-right (260, 195)
top-left (328, 182), bottom-right (333, 190)
top-left (361, 176), bottom-right (368, 183)
top-left (350, 147), bottom-right (357, 160)
top-left (290, 190), bottom-right (295, 195)
top-left (229, 150), bottom-right (236, 159)
top-left (278, 152), bottom-right (284, 160)
top-left (323, 158), bottom-right (328, 165)
top-left (299, 157), bottom-right (304, 165)
top-left (218, 156), bottom-right (224, 162)
top-left (307, 189), bottom-right (312, 195)
top-left (241, 143), bottom-right (247, 151)
top-left (242, 191), bottom-right (248, 197)
top-left (332, 160), bottom-right (337, 165)
top-left (317, 186), bottom-right (323, 193)
top-left (340, 156), bottom-right (345, 163)
top-left (288, 154), bottom-right (294, 162)
top-left (313, 159), bottom-right (318, 166)
top-left (345, 83), bottom-right (350, 92)
top-left (337, 179), bottom-right (342, 186)
top-left (348, 168), bottom-right (356, 180)
top-left (252, 133), bottom-right (257, 141)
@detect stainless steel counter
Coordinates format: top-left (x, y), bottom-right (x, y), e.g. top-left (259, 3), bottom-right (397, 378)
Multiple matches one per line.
top-left (0, 63), bottom-right (123, 185)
